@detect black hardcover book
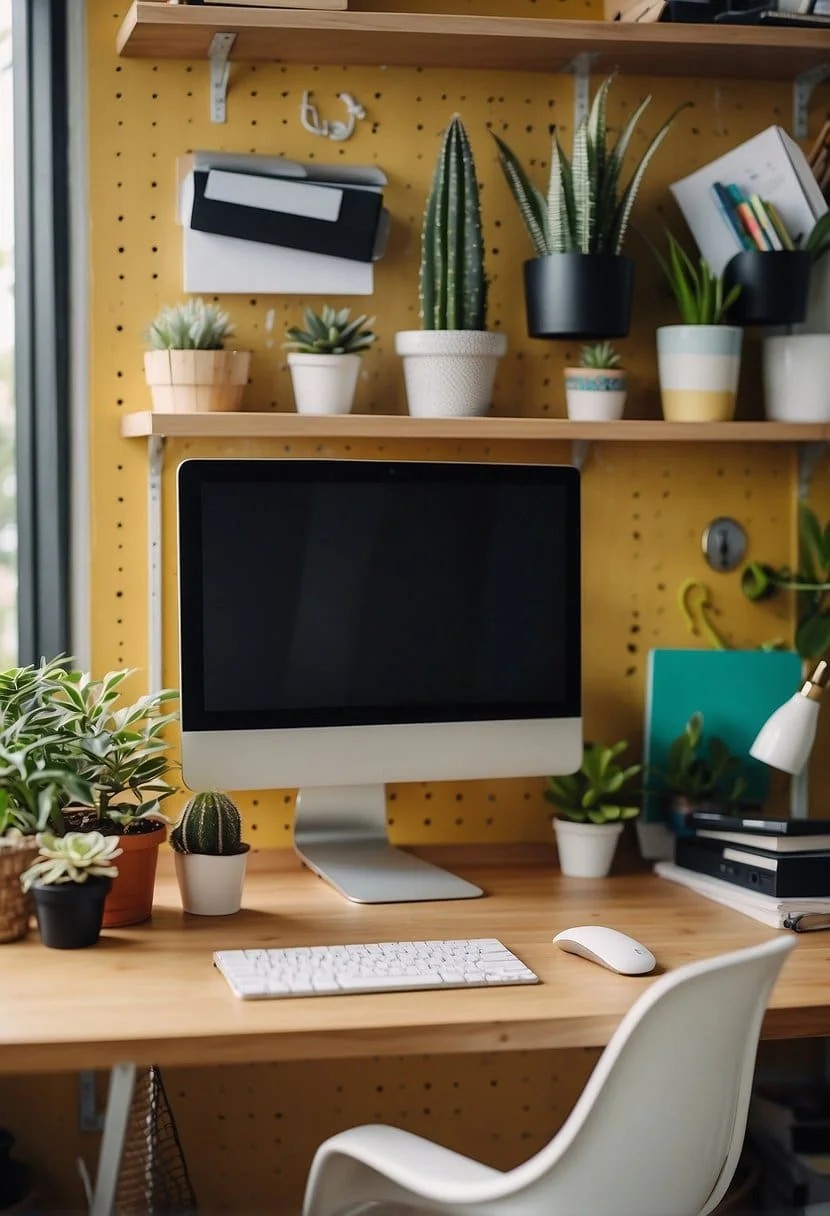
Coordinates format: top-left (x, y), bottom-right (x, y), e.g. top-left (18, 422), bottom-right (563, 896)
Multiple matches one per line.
top-left (687, 812), bottom-right (830, 837)
top-left (676, 837), bottom-right (830, 899)
top-left (189, 170), bottom-right (383, 264)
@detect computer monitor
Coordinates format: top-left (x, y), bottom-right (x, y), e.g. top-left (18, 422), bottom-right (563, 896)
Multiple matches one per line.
top-left (177, 458), bottom-right (581, 904)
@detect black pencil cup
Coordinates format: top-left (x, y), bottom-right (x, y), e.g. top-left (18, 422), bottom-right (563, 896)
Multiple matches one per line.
top-left (724, 250), bottom-right (813, 327)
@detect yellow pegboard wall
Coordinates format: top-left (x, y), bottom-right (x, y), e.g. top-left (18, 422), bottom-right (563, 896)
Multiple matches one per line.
top-left (88, 2), bottom-right (824, 851)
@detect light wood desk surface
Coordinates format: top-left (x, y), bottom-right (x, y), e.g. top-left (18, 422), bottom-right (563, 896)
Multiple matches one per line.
top-left (3, 845), bottom-right (829, 1076)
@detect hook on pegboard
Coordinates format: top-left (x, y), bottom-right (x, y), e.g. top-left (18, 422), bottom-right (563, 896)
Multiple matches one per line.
top-left (300, 91), bottom-right (366, 142)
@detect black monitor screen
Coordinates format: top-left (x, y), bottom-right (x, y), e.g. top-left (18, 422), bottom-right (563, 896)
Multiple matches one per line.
top-left (178, 460), bottom-right (581, 731)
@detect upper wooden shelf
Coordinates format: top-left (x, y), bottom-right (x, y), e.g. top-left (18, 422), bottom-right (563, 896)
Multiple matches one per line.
top-left (120, 411), bottom-right (830, 442)
top-left (116, 4), bottom-right (830, 81)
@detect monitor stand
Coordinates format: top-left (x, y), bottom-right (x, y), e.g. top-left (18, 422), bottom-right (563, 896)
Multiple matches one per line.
top-left (293, 784), bottom-right (483, 904)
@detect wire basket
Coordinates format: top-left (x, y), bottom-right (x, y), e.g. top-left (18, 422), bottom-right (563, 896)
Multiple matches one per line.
top-left (0, 839), bottom-right (38, 944)
top-left (114, 1067), bottom-right (197, 1215)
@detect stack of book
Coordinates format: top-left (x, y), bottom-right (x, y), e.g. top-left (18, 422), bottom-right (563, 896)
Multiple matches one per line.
top-left (710, 182), bottom-right (794, 252)
top-left (656, 812), bottom-right (830, 931)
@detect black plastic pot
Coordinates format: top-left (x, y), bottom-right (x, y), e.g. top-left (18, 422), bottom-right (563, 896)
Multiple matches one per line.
top-left (724, 250), bottom-right (813, 326)
top-left (524, 253), bottom-right (635, 340)
top-left (31, 878), bottom-right (112, 949)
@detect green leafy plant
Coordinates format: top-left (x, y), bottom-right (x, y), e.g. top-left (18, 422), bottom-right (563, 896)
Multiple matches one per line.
top-left (741, 502), bottom-right (830, 661)
top-left (170, 791), bottom-right (246, 856)
top-left (544, 740), bottom-right (641, 824)
top-left (0, 660), bottom-right (179, 837)
top-left (420, 115), bottom-right (487, 331)
top-left (146, 298), bottom-right (234, 350)
top-left (283, 306), bottom-right (376, 355)
top-left (652, 231), bottom-right (741, 325)
top-left (19, 831), bottom-right (122, 892)
top-left (801, 212), bottom-right (830, 263)
top-left (493, 74), bottom-right (686, 257)
top-left (580, 341), bottom-right (621, 370)
top-left (662, 712), bottom-right (748, 806)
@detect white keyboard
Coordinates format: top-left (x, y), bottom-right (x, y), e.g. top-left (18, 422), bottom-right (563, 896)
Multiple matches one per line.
top-left (214, 937), bottom-right (539, 1000)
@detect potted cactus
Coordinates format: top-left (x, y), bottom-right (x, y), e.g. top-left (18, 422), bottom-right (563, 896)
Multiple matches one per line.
top-left (564, 341), bottom-right (627, 421)
top-left (493, 74), bottom-right (685, 339)
top-left (20, 831), bottom-right (122, 949)
top-left (284, 305), bottom-right (376, 415)
top-left (170, 791), bottom-right (249, 916)
top-left (545, 741), bottom-right (642, 878)
top-left (143, 298), bottom-right (250, 413)
top-left (395, 115), bottom-right (506, 417)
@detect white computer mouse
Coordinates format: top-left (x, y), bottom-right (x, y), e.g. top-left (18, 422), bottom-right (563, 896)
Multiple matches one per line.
top-left (553, 926), bottom-right (657, 975)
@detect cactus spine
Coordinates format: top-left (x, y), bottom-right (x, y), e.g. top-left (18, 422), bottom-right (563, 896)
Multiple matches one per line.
top-left (420, 116), bottom-right (487, 332)
top-left (170, 791), bottom-right (244, 856)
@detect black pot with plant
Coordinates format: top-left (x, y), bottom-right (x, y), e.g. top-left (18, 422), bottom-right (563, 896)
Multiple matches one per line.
top-left (20, 830), bottom-right (121, 949)
top-left (493, 74), bottom-right (687, 340)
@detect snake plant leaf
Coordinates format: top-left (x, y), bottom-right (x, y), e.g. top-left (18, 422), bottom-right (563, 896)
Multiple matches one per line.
top-left (548, 132), bottom-right (576, 254)
top-left (720, 282), bottom-right (742, 322)
top-left (598, 94), bottom-right (652, 250)
top-left (586, 73), bottom-right (613, 211)
top-left (571, 118), bottom-right (593, 253)
top-left (609, 103), bottom-right (690, 255)
top-left (492, 132), bottom-right (550, 256)
top-left (667, 232), bottom-right (698, 324)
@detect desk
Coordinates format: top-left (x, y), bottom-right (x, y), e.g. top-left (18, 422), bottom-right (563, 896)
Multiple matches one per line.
top-left (3, 844), bottom-right (830, 1077)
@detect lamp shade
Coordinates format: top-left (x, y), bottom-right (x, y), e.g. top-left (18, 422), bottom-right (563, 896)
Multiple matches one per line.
top-left (749, 660), bottom-right (829, 776)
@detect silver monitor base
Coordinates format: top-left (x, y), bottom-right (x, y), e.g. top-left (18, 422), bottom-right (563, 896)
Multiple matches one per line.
top-left (294, 784), bottom-right (483, 904)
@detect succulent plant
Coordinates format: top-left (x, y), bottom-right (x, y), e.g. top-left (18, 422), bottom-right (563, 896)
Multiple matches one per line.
top-left (420, 115), bottom-right (487, 331)
top-left (580, 341), bottom-right (622, 370)
top-left (661, 712), bottom-right (748, 807)
top-left (284, 306), bottom-right (376, 356)
top-left (545, 740), bottom-right (642, 825)
top-left (170, 790), bottom-right (246, 856)
top-left (19, 831), bottom-right (122, 891)
top-left (493, 74), bottom-right (687, 257)
top-left (146, 299), bottom-right (234, 351)
top-left (653, 230), bottom-right (741, 325)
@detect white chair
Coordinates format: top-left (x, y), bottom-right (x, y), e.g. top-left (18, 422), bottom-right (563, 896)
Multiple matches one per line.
top-left (302, 936), bottom-right (794, 1216)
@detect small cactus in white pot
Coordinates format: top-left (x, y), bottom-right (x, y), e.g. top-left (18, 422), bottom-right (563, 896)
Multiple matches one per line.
top-left (143, 298), bottom-right (251, 414)
top-left (564, 342), bottom-right (627, 422)
top-left (284, 305), bottom-right (376, 415)
top-left (170, 791), bottom-right (250, 916)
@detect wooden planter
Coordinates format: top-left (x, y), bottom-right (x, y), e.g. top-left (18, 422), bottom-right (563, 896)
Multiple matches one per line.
top-left (143, 349), bottom-right (251, 413)
top-left (102, 824), bottom-right (167, 928)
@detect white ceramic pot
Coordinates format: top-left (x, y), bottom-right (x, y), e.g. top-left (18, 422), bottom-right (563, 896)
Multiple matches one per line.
top-left (563, 368), bottom-right (627, 421)
top-left (174, 847), bottom-right (250, 916)
top-left (395, 330), bottom-right (507, 418)
top-left (143, 349), bottom-right (250, 413)
top-left (657, 326), bottom-right (742, 422)
top-left (763, 334), bottom-right (830, 422)
top-left (287, 353), bottom-right (361, 415)
top-left (553, 818), bottom-right (623, 879)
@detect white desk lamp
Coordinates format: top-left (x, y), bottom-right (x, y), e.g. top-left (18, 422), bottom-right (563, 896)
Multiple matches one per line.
top-left (750, 659), bottom-right (829, 817)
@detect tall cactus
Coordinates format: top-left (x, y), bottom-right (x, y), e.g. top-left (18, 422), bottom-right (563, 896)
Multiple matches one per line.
top-left (420, 116), bottom-right (487, 332)
top-left (170, 791), bottom-right (245, 856)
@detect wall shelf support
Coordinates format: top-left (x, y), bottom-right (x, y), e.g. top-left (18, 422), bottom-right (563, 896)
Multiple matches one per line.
top-left (148, 436), bottom-right (165, 694)
top-left (794, 62), bottom-right (830, 139)
top-left (209, 32), bottom-right (236, 123)
top-left (565, 52), bottom-right (598, 126)
top-left (797, 440), bottom-right (827, 500)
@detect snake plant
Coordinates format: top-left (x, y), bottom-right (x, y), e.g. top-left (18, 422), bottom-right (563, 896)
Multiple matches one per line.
top-left (420, 115), bottom-right (487, 330)
top-left (493, 74), bottom-right (687, 257)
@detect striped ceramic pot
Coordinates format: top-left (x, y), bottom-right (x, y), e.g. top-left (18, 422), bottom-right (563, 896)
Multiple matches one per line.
top-left (563, 368), bottom-right (627, 421)
top-left (657, 326), bottom-right (742, 422)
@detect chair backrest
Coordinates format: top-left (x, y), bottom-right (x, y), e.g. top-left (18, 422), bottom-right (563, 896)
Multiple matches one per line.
top-left (503, 936), bottom-right (794, 1216)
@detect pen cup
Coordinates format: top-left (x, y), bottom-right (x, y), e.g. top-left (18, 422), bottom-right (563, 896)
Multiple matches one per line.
top-left (724, 250), bottom-right (812, 327)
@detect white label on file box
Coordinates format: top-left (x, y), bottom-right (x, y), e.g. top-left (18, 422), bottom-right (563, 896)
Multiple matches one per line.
top-left (204, 170), bottom-right (343, 222)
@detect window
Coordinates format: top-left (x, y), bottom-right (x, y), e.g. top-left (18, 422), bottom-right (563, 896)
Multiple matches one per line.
top-left (0, 1), bottom-right (15, 665)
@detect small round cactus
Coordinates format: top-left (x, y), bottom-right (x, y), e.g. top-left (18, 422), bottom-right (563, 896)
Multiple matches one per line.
top-left (170, 791), bottom-right (245, 856)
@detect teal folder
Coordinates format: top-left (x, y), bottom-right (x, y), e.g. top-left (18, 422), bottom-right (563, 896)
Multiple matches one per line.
top-left (643, 649), bottom-right (803, 824)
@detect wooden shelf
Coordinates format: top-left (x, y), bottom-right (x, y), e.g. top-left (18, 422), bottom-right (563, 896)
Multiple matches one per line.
top-left (120, 411), bottom-right (830, 442)
top-left (116, 4), bottom-right (830, 81)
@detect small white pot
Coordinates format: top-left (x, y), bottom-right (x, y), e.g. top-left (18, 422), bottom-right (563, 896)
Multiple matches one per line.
top-left (763, 334), bottom-right (830, 422)
top-left (174, 847), bottom-right (250, 916)
top-left (564, 368), bottom-right (627, 421)
top-left (657, 326), bottom-right (742, 422)
top-left (143, 349), bottom-right (251, 413)
top-left (287, 353), bottom-right (361, 415)
top-left (553, 818), bottom-right (623, 879)
top-left (395, 330), bottom-right (507, 418)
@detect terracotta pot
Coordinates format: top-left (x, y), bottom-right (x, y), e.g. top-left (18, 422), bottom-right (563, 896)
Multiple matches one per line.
top-left (102, 824), bottom-right (166, 928)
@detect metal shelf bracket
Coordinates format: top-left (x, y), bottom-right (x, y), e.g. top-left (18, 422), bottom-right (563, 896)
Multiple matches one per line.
top-left (148, 436), bottom-right (165, 694)
top-left (797, 440), bottom-right (828, 500)
top-left (794, 62), bottom-right (830, 139)
top-left (209, 32), bottom-right (236, 123)
top-left (564, 52), bottom-right (598, 126)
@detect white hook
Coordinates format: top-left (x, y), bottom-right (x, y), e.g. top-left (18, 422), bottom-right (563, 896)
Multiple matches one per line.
top-left (300, 90), bottom-right (366, 142)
